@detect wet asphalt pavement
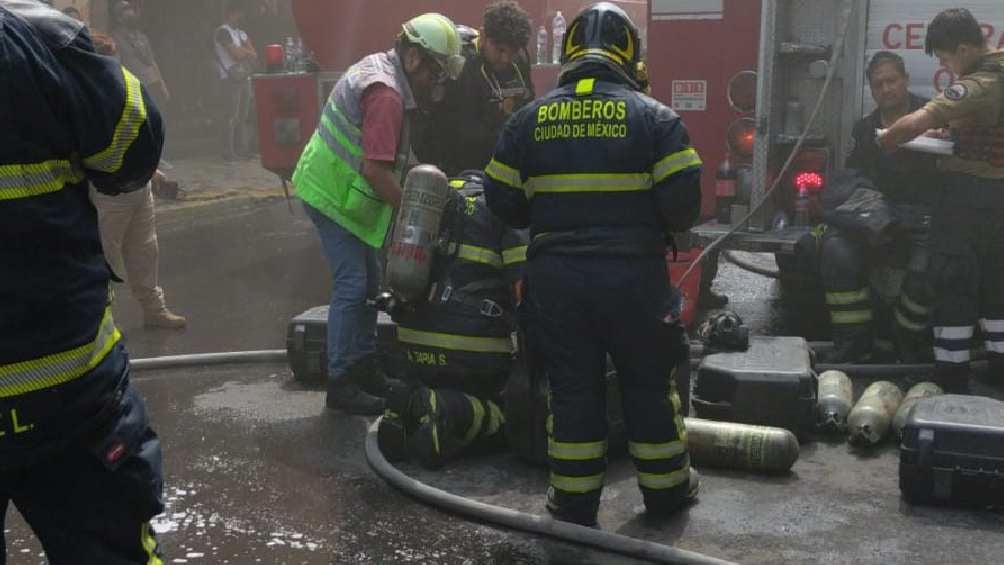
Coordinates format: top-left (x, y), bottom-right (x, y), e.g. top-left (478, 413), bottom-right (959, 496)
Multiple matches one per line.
top-left (4, 199), bottom-right (1003, 564)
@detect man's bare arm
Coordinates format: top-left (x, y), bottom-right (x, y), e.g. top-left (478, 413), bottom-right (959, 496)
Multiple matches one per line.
top-left (878, 108), bottom-right (940, 151)
top-left (361, 159), bottom-right (403, 209)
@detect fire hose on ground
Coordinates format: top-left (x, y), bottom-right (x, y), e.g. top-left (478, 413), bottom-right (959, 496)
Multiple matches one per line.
top-left (128, 341), bottom-right (979, 564)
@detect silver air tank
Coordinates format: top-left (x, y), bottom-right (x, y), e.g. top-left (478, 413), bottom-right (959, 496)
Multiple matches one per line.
top-left (685, 418), bottom-right (800, 473)
top-left (893, 382), bottom-right (944, 439)
top-left (817, 370), bottom-right (854, 434)
top-left (385, 165), bottom-right (451, 302)
top-left (847, 381), bottom-right (903, 446)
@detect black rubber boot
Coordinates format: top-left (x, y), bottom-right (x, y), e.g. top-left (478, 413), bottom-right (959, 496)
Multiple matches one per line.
top-left (408, 388), bottom-right (468, 470)
top-left (377, 411), bottom-right (409, 462)
top-left (644, 468), bottom-right (701, 519)
top-left (545, 486), bottom-right (600, 527)
top-left (819, 326), bottom-right (874, 364)
top-left (326, 381), bottom-right (385, 415)
top-left (349, 355), bottom-right (407, 398)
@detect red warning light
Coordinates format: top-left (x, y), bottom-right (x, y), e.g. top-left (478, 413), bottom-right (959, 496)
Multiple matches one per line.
top-left (794, 171), bottom-right (824, 192)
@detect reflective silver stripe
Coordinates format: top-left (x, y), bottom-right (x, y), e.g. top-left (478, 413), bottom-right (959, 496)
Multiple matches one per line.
top-left (0, 308), bottom-right (121, 398)
top-left (638, 468), bottom-right (690, 490)
top-left (550, 472), bottom-right (604, 493)
top-left (934, 347), bottom-right (971, 364)
top-left (524, 173), bottom-right (653, 198)
top-left (981, 319), bottom-right (1004, 333)
top-left (318, 114), bottom-right (363, 171)
top-left (986, 341), bottom-right (1004, 354)
top-left (323, 101), bottom-right (362, 138)
top-left (933, 326), bottom-right (974, 340)
top-left (653, 148), bottom-right (702, 183)
top-left (84, 67), bottom-right (148, 173)
top-left (548, 439), bottom-right (607, 461)
top-left (0, 160), bottom-right (85, 201)
top-left (629, 441), bottom-right (686, 461)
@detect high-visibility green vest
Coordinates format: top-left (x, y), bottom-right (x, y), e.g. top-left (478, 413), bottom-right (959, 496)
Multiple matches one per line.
top-left (293, 50), bottom-right (415, 247)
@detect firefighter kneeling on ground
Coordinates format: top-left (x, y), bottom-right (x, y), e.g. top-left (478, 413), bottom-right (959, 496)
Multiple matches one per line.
top-left (796, 51), bottom-right (943, 364)
top-left (378, 172), bottom-right (528, 469)
top-left (484, 3), bottom-right (703, 526)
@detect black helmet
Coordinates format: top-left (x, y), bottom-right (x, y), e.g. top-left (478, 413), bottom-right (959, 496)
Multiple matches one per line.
top-left (560, 3), bottom-right (640, 80)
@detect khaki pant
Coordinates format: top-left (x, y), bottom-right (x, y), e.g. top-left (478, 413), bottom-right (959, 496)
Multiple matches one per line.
top-left (90, 185), bottom-right (166, 313)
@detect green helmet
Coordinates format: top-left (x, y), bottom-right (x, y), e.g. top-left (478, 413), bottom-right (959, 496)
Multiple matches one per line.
top-left (402, 13), bottom-right (466, 80)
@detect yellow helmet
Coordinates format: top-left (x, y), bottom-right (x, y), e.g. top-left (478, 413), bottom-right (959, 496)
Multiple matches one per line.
top-left (402, 13), bottom-right (466, 80)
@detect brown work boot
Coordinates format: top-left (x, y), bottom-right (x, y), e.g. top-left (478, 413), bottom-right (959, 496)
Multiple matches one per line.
top-left (144, 308), bottom-right (188, 329)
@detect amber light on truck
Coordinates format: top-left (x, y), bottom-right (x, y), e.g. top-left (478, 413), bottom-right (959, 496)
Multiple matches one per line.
top-left (727, 117), bottom-right (756, 158)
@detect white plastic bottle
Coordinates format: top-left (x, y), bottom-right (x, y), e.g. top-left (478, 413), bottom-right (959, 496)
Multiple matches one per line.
top-left (551, 11), bottom-right (566, 64)
top-left (536, 25), bottom-right (548, 65)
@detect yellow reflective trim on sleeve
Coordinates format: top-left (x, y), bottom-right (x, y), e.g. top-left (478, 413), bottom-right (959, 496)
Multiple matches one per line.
top-left (141, 523), bottom-right (163, 565)
top-left (825, 289), bottom-right (870, 306)
top-left (84, 67), bottom-right (149, 173)
top-left (397, 328), bottom-right (513, 354)
top-left (629, 440), bottom-right (686, 461)
top-left (575, 78), bottom-right (596, 96)
top-left (830, 310), bottom-right (874, 325)
top-left (449, 179), bottom-right (466, 189)
top-left (550, 472), bottom-right (605, 494)
top-left (638, 468), bottom-right (690, 491)
top-left (0, 308), bottom-right (121, 398)
top-left (0, 160), bottom-right (85, 201)
top-left (900, 294), bottom-right (930, 317)
top-left (457, 244), bottom-right (504, 268)
top-left (895, 310), bottom-right (927, 333)
top-left (502, 245), bottom-right (528, 265)
top-left (548, 438), bottom-right (608, 461)
top-left (653, 148), bottom-right (703, 183)
top-left (485, 158), bottom-right (523, 189)
top-left (524, 173), bottom-right (653, 198)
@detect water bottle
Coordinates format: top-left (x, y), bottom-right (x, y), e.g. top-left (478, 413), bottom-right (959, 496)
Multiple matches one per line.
top-left (551, 11), bottom-right (566, 64)
top-left (293, 37), bottom-right (305, 71)
top-left (284, 36), bottom-right (295, 71)
top-left (536, 26), bottom-right (548, 65)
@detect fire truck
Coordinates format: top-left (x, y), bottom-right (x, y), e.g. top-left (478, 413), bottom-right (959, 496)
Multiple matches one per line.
top-left (649, 0), bottom-right (1004, 254)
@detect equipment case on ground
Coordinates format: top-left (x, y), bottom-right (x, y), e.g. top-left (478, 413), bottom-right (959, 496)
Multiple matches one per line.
top-left (286, 306), bottom-right (401, 384)
top-left (692, 336), bottom-right (816, 436)
top-left (899, 395), bottom-right (1004, 507)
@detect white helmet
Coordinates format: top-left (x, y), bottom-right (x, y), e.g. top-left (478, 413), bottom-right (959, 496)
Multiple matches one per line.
top-left (401, 13), bottom-right (465, 80)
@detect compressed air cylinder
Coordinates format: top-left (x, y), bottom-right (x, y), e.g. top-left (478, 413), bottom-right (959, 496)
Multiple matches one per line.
top-left (817, 370), bottom-right (854, 434)
top-left (847, 381), bottom-right (903, 446)
top-left (893, 382), bottom-right (944, 439)
top-left (684, 417), bottom-right (800, 473)
top-left (384, 165), bottom-right (451, 302)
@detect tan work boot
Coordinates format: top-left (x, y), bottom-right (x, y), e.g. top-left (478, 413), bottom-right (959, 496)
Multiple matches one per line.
top-left (144, 308), bottom-right (188, 329)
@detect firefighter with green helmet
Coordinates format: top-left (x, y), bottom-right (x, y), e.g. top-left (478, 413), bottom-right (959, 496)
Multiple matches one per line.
top-left (292, 13), bottom-right (464, 415)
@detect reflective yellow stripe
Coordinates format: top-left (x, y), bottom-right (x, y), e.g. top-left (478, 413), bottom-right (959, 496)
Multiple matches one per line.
top-left (524, 173), bottom-right (653, 198)
top-left (570, 48), bottom-right (624, 65)
top-left (629, 440), bottom-right (686, 461)
top-left (457, 244), bottom-right (503, 268)
top-left (895, 310), bottom-right (927, 333)
top-left (84, 67), bottom-right (148, 173)
top-left (463, 394), bottom-right (485, 445)
top-left (826, 289), bottom-right (870, 306)
top-left (485, 158), bottom-right (522, 189)
top-left (397, 328), bottom-right (513, 354)
top-left (550, 472), bottom-right (604, 493)
top-left (449, 179), bottom-right (466, 189)
top-left (502, 245), bottom-right (528, 266)
top-left (653, 148), bottom-right (702, 183)
top-left (548, 439), bottom-right (607, 461)
top-left (575, 78), bottom-right (596, 96)
top-left (638, 468), bottom-right (690, 490)
top-left (485, 400), bottom-right (505, 436)
top-left (830, 310), bottom-right (873, 325)
top-left (0, 160), bottom-right (85, 201)
top-left (0, 308), bottom-right (121, 398)
top-left (141, 523), bottom-right (163, 565)
top-left (900, 295), bottom-right (930, 317)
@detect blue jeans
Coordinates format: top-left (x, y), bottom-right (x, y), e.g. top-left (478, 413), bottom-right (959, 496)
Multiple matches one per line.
top-left (305, 204), bottom-right (379, 383)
